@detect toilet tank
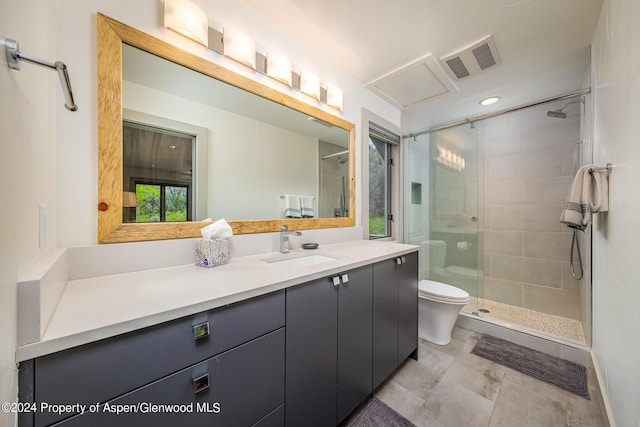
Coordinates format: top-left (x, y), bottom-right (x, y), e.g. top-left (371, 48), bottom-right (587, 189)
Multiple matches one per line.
top-left (419, 240), bottom-right (446, 279)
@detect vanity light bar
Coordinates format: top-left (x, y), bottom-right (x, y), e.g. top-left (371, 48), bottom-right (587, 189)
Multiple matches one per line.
top-left (300, 70), bottom-right (320, 100)
top-left (222, 26), bottom-right (256, 69)
top-left (164, 0), bottom-right (343, 111)
top-left (164, 0), bottom-right (208, 46)
top-left (266, 50), bottom-right (292, 86)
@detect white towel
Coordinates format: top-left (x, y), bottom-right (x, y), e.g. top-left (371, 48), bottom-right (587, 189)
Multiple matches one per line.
top-left (590, 169), bottom-right (609, 213)
top-left (560, 165), bottom-right (609, 230)
top-left (301, 196), bottom-right (315, 218)
top-left (283, 195), bottom-right (301, 218)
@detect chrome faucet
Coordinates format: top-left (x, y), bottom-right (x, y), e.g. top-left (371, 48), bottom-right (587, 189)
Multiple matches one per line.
top-left (280, 225), bottom-right (302, 253)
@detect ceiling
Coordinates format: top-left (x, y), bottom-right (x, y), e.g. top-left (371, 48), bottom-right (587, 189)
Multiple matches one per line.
top-left (238, 0), bottom-right (603, 131)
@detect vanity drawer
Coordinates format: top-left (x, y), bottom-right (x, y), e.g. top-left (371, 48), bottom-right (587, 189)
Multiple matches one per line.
top-left (52, 328), bottom-right (285, 427)
top-left (34, 290), bottom-right (284, 427)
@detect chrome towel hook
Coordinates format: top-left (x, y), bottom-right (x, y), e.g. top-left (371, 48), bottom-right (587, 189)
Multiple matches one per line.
top-left (4, 38), bottom-right (78, 111)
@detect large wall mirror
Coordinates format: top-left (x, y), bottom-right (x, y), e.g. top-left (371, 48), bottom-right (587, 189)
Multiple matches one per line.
top-left (98, 14), bottom-right (355, 243)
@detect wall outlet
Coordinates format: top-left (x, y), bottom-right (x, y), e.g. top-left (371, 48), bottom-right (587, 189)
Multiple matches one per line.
top-left (39, 204), bottom-right (47, 248)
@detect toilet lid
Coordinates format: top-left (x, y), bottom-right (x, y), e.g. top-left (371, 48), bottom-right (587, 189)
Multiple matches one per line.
top-left (419, 280), bottom-right (470, 303)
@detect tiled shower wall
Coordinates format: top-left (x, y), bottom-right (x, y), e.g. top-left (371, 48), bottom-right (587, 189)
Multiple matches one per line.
top-left (480, 99), bottom-right (586, 321)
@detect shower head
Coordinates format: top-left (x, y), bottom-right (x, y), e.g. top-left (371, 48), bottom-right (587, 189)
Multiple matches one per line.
top-left (337, 156), bottom-right (348, 165)
top-left (547, 109), bottom-right (567, 119)
top-left (546, 97), bottom-right (583, 119)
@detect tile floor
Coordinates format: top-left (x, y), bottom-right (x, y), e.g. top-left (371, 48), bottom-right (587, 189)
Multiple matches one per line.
top-left (371, 327), bottom-right (608, 427)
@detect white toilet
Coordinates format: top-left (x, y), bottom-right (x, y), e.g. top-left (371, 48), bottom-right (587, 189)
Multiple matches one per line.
top-left (418, 279), bottom-right (470, 345)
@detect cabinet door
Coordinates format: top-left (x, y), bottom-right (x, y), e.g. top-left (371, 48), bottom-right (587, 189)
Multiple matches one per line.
top-left (336, 265), bottom-right (373, 424)
top-left (372, 258), bottom-right (399, 389)
top-left (285, 277), bottom-right (338, 427)
top-left (398, 252), bottom-right (419, 361)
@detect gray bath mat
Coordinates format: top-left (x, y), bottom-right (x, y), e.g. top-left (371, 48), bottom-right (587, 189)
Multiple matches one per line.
top-left (471, 334), bottom-right (590, 399)
top-left (345, 398), bottom-right (416, 427)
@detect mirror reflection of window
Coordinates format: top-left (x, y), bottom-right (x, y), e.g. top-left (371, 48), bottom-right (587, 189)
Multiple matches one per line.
top-left (135, 183), bottom-right (188, 222)
top-left (123, 121), bottom-right (194, 223)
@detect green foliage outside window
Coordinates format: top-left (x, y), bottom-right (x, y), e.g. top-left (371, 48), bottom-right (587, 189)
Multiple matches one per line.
top-left (369, 141), bottom-right (387, 237)
top-left (136, 184), bottom-right (188, 222)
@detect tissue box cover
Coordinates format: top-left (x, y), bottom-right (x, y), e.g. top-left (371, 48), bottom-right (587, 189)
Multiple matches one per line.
top-left (195, 238), bottom-right (230, 267)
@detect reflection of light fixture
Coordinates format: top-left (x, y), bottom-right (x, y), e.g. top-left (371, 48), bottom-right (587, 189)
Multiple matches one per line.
top-left (436, 144), bottom-right (465, 171)
top-left (168, 144), bottom-right (178, 150)
top-left (300, 70), bottom-right (320, 100)
top-left (163, 0), bottom-right (208, 46)
top-left (267, 50), bottom-right (292, 86)
top-left (479, 96), bottom-right (500, 106)
top-left (326, 85), bottom-right (343, 111)
top-left (223, 26), bottom-right (256, 69)
top-left (123, 191), bottom-right (137, 208)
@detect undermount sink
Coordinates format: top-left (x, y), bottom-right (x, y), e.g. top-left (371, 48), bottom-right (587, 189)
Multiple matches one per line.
top-left (262, 253), bottom-right (339, 269)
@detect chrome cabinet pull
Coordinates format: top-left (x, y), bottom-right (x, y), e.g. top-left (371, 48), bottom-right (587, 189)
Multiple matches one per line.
top-left (341, 274), bottom-right (349, 283)
top-left (193, 373), bottom-right (210, 394)
top-left (193, 321), bottom-right (210, 340)
top-left (396, 257), bottom-right (402, 265)
top-left (332, 276), bottom-right (341, 286)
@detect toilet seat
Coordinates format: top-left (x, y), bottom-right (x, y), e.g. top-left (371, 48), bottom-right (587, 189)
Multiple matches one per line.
top-left (419, 280), bottom-right (470, 304)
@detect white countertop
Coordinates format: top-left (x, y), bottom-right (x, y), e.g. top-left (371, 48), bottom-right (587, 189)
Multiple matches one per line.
top-left (17, 240), bottom-right (418, 361)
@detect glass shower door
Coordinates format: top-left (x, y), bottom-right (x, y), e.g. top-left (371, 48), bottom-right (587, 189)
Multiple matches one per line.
top-left (404, 124), bottom-right (482, 315)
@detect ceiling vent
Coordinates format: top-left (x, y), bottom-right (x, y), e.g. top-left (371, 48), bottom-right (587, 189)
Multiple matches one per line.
top-left (441, 35), bottom-right (501, 80)
top-left (365, 53), bottom-right (459, 110)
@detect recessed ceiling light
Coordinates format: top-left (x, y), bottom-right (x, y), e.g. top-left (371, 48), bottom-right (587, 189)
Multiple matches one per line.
top-left (479, 96), bottom-right (500, 106)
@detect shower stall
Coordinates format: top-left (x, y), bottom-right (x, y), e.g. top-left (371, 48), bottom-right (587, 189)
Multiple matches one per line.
top-left (404, 92), bottom-right (592, 346)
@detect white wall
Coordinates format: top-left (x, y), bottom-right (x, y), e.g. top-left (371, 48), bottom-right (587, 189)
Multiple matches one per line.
top-left (124, 81), bottom-right (319, 220)
top-left (55, 0), bottom-right (400, 247)
top-left (591, 0), bottom-right (640, 425)
top-left (0, 1), bottom-right (58, 424)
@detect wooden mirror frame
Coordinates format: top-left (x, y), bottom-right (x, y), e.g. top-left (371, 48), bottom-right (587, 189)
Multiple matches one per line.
top-left (97, 14), bottom-right (355, 243)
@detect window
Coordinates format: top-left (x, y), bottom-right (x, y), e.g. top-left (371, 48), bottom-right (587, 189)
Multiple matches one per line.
top-left (135, 182), bottom-right (190, 222)
top-left (368, 122), bottom-right (400, 239)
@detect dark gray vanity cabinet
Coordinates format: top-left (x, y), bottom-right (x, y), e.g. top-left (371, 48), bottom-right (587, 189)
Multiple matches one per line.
top-left (19, 250), bottom-right (418, 427)
top-left (336, 265), bottom-right (374, 423)
top-left (398, 252), bottom-right (419, 362)
top-left (372, 257), bottom-right (400, 388)
top-left (372, 252), bottom-right (419, 389)
top-left (285, 265), bottom-right (373, 427)
top-left (19, 291), bottom-right (285, 427)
